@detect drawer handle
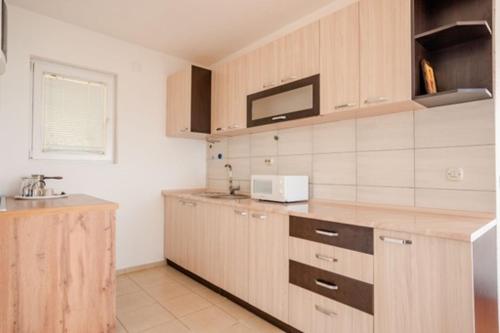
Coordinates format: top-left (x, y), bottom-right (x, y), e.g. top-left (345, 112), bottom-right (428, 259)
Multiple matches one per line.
top-left (315, 279), bottom-right (338, 291)
top-left (251, 213), bottom-right (267, 220)
top-left (315, 253), bottom-right (337, 263)
top-left (182, 201), bottom-right (197, 207)
top-left (315, 229), bottom-right (339, 237)
top-left (271, 115), bottom-right (287, 121)
top-left (334, 103), bottom-right (356, 110)
top-left (315, 305), bottom-right (337, 317)
top-left (234, 210), bottom-right (248, 216)
top-left (364, 96), bottom-right (388, 104)
top-left (379, 236), bottom-right (412, 245)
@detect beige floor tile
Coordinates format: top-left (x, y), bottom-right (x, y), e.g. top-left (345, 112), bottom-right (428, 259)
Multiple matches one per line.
top-left (141, 320), bottom-right (190, 333)
top-left (190, 285), bottom-right (227, 305)
top-left (117, 275), bottom-right (141, 296)
top-left (180, 306), bottom-right (237, 333)
top-left (220, 322), bottom-right (261, 333)
top-left (241, 316), bottom-right (285, 333)
top-left (215, 298), bottom-right (256, 321)
top-left (116, 319), bottom-right (127, 333)
top-left (160, 292), bottom-right (212, 317)
top-left (143, 280), bottom-right (192, 302)
top-left (117, 291), bottom-right (156, 315)
top-left (118, 303), bottom-right (175, 333)
top-left (128, 267), bottom-right (173, 287)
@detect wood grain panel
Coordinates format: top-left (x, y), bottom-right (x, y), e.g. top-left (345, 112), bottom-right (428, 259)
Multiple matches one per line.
top-left (167, 66), bottom-right (191, 136)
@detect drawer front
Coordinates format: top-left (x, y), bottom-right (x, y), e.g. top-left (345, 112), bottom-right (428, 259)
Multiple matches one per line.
top-left (289, 216), bottom-right (373, 254)
top-left (289, 284), bottom-right (373, 333)
top-left (289, 236), bottom-right (373, 284)
top-left (289, 260), bottom-right (373, 314)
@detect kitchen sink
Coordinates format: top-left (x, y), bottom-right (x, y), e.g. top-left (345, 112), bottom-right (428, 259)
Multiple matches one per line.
top-left (194, 192), bottom-right (250, 200)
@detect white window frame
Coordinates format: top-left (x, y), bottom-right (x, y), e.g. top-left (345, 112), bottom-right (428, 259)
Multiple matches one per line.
top-left (31, 58), bottom-right (116, 162)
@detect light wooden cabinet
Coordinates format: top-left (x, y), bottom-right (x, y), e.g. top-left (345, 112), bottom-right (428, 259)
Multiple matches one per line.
top-left (248, 211), bottom-right (289, 322)
top-left (202, 202), bottom-right (225, 286)
top-left (320, 3), bottom-right (360, 114)
top-left (166, 65), bottom-right (211, 138)
top-left (374, 229), bottom-right (475, 333)
top-left (360, 0), bottom-right (411, 107)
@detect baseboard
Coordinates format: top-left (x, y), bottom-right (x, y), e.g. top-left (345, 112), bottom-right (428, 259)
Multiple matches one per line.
top-left (166, 259), bottom-right (302, 333)
top-left (116, 260), bottom-right (166, 276)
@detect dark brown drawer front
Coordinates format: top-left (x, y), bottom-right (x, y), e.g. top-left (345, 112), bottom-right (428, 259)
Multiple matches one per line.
top-left (289, 216), bottom-right (373, 255)
top-left (289, 260), bottom-right (373, 315)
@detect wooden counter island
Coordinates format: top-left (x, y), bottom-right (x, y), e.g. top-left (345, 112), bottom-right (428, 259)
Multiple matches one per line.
top-left (0, 194), bottom-right (118, 333)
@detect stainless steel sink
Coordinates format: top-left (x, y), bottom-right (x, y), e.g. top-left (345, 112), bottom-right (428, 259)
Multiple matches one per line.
top-left (194, 192), bottom-right (250, 200)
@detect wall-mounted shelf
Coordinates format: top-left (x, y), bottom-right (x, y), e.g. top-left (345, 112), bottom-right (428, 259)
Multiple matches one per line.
top-left (414, 88), bottom-right (492, 108)
top-left (415, 21), bottom-right (492, 50)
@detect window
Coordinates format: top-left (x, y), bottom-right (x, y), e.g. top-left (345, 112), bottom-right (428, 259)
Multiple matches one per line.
top-left (31, 58), bottom-right (116, 161)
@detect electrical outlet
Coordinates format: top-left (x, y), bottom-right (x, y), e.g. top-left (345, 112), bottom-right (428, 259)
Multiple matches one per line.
top-left (446, 167), bottom-right (464, 182)
top-left (264, 158), bottom-right (274, 166)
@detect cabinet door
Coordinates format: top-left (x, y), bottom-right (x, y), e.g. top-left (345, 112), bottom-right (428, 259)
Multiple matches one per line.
top-left (320, 4), bottom-right (360, 114)
top-left (223, 208), bottom-right (250, 301)
top-left (248, 212), bottom-right (288, 322)
top-left (360, 0), bottom-right (411, 107)
top-left (278, 22), bottom-right (320, 85)
top-left (226, 56), bottom-right (248, 131)
top-left (211, 63), bottom-right (229, 134)
top-left (246, 48), bottom-right (263, 95)
top-left (164, 197), bottom-right (182, 263)
top-left (202, 203), bottom-right (224, 286)
top-left (166, 66), bottom-right (191, 135)
top-left (259, 40), bottom-right (281, 90)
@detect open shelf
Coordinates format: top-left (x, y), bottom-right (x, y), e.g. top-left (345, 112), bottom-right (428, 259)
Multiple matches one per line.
top-left (414, 88), bottom-right (492, 108)
top-left (415, 21), bottom-right (492, 50)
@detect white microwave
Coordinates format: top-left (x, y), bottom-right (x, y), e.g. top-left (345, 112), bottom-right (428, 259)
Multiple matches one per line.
top-left (251, 175), bottom-right (309, 203)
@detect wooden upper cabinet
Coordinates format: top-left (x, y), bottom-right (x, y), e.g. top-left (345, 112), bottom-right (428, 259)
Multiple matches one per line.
top-left (320, 3), bottom-right (360, 114)
top-left (166, 65), bottom-right (211, 138)
top-left (360, 0), bottom-right (411, 107)
top-left (259, 40), bottom-right (281, 90)
top-left (211, 63), bottom-right (229, 133)
top-left (278, 22), bottom-right (320, 85)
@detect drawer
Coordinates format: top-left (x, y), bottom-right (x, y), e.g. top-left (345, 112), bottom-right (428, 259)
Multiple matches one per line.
top-left (289, 216), bottom-right (373, 254)
top-left (289, 284), bottom-right (373, 333)
top-left (289, 236), bottom-right (373, 284)
top-left (289, 260), bottom-right (373, 314)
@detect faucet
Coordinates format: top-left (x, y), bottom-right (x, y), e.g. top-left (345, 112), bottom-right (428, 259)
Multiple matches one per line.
top-left (224, 164), bottom-right (240, 195)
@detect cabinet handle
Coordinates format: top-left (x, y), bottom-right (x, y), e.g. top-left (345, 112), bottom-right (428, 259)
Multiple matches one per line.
top-left (315, 279), bottom-right (338, 290)
top-left (182, 201), bottom-right (197, 207)
top-left (180, 127), bottom-right (189, 132)
top-left (334, 103), bottom-right (356, 110)
top-left (262, 82), bottom-right (276, 89)
top-left (364, 96), bottom-right (388, 104)
top-left (315, 229), bottom-right (339, 237)
top-left (215, 127), bottom-right (225, 132)
top-left (315, 253), bottom-right (337, 263)
top-left (227, 124), bottom-right (240, 130)
top-left (379, 236), bottom-right (412, 245)
top-left (251, 213), bottom-right (267, 220)
top-left (271, 115), bottom-right (287, 121)
top-left (315, 305), bottom-right (337, 317)
top-left (280, 76), bottom-right (297, 83)
top-left (234, 210), bottom-right (248, 216)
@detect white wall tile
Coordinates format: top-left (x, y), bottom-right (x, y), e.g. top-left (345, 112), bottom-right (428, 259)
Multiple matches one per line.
top-left (207, 179), bottom-right (228, 192)
top-left (312, 184), bottom-right (357, 202)
top-left (313, 153), bottom-right (356, 185)
top-left (358, 186), bottom-right (414, 206)
top-left (235, 180), bottom-right (250, 193)
top-left (313, 120), bottom-right (356, 153)
top-left (357, 150), bottom-right (414, 187)
top-left (415, 146), bottom-right (495, 191)
top-left (278, 154), bottom-right (313, 178)
top-left (228, 135), bottom-right (250, 158)
top-left (357, 112), bottom-right (414, 151)
top-left (250, 156), bottom-right (278, 175)
top-left (415, 100), bottom-right (494, 148)
top-left (207, 139), bottom-right (228, 160)
top-left (228, 158), bottom-right (250, 181)
top-left (278, 126), bottom-right (313, 155)
top-left (416, 189), bottom-right (495, 213)
top-left (207, 159), bottom-right (226, 179)
top-left (250, 131), bottom-right (278, 157)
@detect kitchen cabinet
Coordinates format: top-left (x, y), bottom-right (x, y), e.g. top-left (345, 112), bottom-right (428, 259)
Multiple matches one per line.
top-left (374, 229), bottom-right (475, 333)
top-left (320, 3), bottom-right (360, 114)
top-left (248, 211), bottom-right (289, 322)
top-left (360, 0), bottom-right (411, 107)
top-left (202, 202), bottom-right (224, 286)
top-left (166, 65), bottom-right (211, 138)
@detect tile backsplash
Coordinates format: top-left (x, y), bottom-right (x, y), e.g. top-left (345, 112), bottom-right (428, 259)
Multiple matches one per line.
top-left (207, 100), bottom-right (496, 213)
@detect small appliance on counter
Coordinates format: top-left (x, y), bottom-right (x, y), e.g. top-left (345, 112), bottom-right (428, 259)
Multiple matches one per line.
top-left (16, 175), bottom-right (67, 200)
top-left (251, 175), bottom-right (309, 203)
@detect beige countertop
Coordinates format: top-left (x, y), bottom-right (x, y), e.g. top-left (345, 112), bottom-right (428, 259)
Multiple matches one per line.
top-left (0, 194), bottom-right (118, 216)
top-left (162, 189), bottom-right (496, 242)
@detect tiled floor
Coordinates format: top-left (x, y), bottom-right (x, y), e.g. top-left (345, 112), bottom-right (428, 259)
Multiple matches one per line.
top-left (116, 265), bottom-right (285, 333)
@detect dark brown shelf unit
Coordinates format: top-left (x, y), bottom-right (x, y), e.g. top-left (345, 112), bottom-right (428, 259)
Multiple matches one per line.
top-left (415, 21), bottom-right (491, 50)
top-left (412, 0), bottom-right (493, 107)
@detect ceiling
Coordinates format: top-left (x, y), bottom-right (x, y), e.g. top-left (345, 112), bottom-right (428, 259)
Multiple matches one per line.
top-left (9, 0), bottom-right (336, 65)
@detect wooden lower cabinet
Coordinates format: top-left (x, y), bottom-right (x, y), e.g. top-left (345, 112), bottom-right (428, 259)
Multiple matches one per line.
top-left (248, 211), bottom-right (289, 323)
top-left (289, 284), bottom-right (373, 333)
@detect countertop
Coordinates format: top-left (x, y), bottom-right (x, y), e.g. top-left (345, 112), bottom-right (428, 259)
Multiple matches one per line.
top-left (162, 189), bottom-right (496, 242)
top-left (0, 194), bottom-right (118, 216)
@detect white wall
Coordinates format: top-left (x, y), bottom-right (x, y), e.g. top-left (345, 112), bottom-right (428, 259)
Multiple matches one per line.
top-left (0, 6), bottom-right (207, 269)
